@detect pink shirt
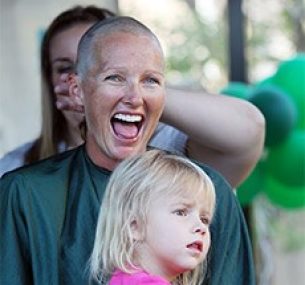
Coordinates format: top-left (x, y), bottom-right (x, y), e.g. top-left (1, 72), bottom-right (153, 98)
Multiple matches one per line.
top-left (109, 270), bottom-right (171, 285)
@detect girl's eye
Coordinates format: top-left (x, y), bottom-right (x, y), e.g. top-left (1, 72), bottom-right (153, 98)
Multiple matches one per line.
top-left (174, 209), bottom-right (188, 216)
top-left (200, 216), bottom-right (210, 225)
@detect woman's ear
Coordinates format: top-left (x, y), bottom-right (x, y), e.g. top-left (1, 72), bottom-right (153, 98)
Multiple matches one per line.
top-left (68, 74), bottom-right (84, 112)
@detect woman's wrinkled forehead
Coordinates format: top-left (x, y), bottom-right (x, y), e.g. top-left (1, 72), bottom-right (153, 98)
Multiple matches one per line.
top-left (95, 31), bottom-right (164, 63)
top-left (76, 17), bottom-right (164, 76)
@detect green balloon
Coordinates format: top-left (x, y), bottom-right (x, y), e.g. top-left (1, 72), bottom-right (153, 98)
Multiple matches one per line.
top-left (237, 163), bottom-right (264, 206)
top-left (249, 85), bottom-right (297, 147)
top-left (266, 130), bottom-right (305, 187)
top-left (265, 176), bottom-right (305, 209)
top-left (255, 76), bottom-right (275, 88)
top-left (272, 54), bottom-right (305, 129)
top-left (220, 82), bottom-right (253, 100)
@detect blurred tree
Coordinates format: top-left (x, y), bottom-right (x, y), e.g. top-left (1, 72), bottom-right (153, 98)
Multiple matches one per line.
top-left (245, 0), bottom-right (305, 81)
top-left (284, 0), bottom-right (305, 52)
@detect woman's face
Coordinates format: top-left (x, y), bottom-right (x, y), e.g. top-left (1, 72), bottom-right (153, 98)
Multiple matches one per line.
top-left (79, 32), bottom-right (165, 170)
top-left (49, 23), bottom-right (93, 129)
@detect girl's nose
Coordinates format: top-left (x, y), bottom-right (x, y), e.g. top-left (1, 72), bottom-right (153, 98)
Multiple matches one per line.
top-left (193, 218), bottom-right (208, 235)
top-left (194, 225), bottom-right (206, 235)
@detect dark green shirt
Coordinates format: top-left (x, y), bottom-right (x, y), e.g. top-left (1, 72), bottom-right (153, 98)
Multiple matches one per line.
top-left (0, 145), bottom-right (255, 285)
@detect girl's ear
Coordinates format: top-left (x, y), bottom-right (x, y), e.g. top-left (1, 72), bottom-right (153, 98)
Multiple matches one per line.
top-left (130, 219), bottom-right (143, 241)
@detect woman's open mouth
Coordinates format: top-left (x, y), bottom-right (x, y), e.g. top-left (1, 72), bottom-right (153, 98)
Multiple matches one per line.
top-left (111, 113), bottom-right (144, 140)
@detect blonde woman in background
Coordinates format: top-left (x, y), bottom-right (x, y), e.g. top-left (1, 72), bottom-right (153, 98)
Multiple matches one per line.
top-left (0, 6), bottom-right (114, 175)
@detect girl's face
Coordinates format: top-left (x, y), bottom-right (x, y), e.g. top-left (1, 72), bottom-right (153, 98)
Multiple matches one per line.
top-left (49, 23), bottom-right (93, 128)
top-left (135, 190), bottom-right (212, 281)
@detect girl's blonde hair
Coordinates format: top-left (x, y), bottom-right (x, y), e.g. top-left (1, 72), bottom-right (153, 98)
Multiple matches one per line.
top-left (90, 150), bottom-right (216, 285)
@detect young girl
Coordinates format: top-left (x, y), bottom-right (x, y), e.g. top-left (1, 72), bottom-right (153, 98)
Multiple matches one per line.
top-left (90, 150), bottom-right (216, 285)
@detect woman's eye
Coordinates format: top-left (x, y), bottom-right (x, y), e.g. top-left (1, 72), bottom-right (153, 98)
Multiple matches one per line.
top-left (144, 77), bottom-right (160, 85)
top-left (105, 75), bottom-right (123, 82)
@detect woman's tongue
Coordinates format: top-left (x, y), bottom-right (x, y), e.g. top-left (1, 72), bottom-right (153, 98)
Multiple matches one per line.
top-left (113, 121), bottom-right (139, 139)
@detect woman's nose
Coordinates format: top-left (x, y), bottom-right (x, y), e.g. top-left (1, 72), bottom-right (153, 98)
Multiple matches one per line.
top-left (123, 82), bottom-right (143, 107)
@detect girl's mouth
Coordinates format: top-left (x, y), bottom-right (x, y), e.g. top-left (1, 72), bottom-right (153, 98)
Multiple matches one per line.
top-left (187, 241), bottom-right (203, 252)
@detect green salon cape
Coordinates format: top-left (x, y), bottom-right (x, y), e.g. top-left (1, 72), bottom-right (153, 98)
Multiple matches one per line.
top-left (0, 145), bottom-right (255, 285)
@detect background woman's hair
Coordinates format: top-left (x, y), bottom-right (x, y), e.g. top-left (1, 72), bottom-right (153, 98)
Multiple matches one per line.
top-left (25, 5), bottom-right (115, 163)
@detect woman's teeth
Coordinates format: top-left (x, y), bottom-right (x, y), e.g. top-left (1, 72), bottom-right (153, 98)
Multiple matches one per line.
top-left (113, 113), bottom-right (142, 123)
